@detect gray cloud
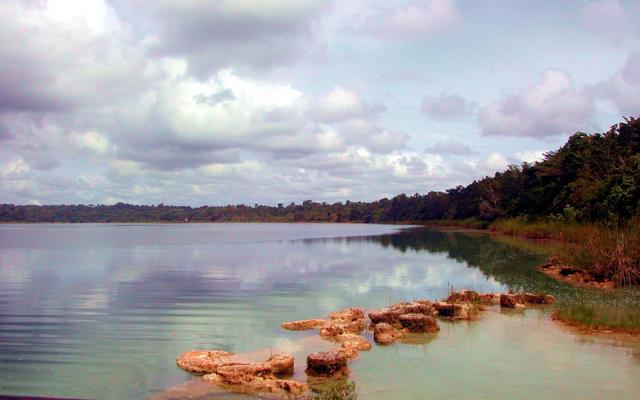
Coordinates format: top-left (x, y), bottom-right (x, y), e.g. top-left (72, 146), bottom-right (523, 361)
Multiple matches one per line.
top-left (361, 0), bottom-right (461, 39)
top-left (424, 142), bottom-right (474, 156)
top-left (1, 1), bottom-right (636, 207)
top-left (0, 1), bottom-right (159, 113)
top-left (111, 0), bottom-right (331, 78)
top-left (421, 93), bottom-right (474, 120)
top-left (194, 88), bottom-right (235, 105)
top-left (580, 0), bottom-right (638, 45)
top-left (478, 69), bottom-right (595, 137)
top-left (596, 51), bottom-right (640, 116)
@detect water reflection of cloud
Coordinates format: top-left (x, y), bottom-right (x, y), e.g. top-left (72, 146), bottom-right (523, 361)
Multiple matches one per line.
top-left (0, 224), bottom-right (529, 399)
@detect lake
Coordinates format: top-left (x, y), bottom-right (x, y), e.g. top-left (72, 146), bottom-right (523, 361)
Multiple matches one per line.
top-left (1, 223), bottom-right (639, 399)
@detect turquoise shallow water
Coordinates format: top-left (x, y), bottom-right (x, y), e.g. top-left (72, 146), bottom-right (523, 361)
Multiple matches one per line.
top-left (0, 223), bottom-right (639, 399)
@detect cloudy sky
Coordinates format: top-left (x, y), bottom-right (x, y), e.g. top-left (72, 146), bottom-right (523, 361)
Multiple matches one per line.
top-left (1, 0), bottom-right (639, 206)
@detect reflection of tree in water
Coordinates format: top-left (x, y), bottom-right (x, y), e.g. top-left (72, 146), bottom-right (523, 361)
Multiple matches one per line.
top-left (349, 228), bottom-right (640, 309)
top-left (347, 228), bottom-right (576, 299)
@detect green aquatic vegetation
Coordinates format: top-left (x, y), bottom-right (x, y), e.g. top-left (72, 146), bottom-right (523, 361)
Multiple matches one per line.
top-left (307, 381), bottom-right (358, 400)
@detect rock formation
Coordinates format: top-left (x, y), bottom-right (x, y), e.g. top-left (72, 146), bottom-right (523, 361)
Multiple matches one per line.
top-left (306, 349), bottom-right (349, 377)
top-left (176, 350), bottom-right (305, 397)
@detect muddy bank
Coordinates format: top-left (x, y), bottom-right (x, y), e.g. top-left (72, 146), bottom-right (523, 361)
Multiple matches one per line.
top-left (539, 262), bottom-right (616, 289)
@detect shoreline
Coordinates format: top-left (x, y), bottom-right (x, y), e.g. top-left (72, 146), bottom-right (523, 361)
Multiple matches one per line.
top-left (551, 312), bottom-right (640, 336)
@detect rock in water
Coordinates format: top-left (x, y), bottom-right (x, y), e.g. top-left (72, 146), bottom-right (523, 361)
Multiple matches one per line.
top-left (373, 322), bottom-right (403, 345)
top-left (320, 319), bottom-right (366, 337)
top-left (336, 333), bottom-right (372, 351)
top-left (368, 308), bottom-right (404, 325)
top-left (499, 293), bottom-right (524, 308)
top-left (369, 301), bottom-right (435, 327)
top-left (176, 350), bottom-right (233, 374)
top-left (434, 302), bottom-right (465, 318)
top-left (266, 353), bottom-right (294, 375)
top-left (523, 293), bottom-right (556, 304)
top-left (391, 301), bottom-right (434, 315)
top-left (214, 363), bottom-right (272, 384)
top-left (281, 319), bottom-right (326, 331)
top-left (399, 313), bottom-right (439, 333)
top-left (275, 379), bottom-right (307, 396)
top-left (204, 374), bottom-right (308, 397)
top-left (328, 307), bottom-right (365, 323)
top-left (306, 349), bottom-right (348, 376)
top-left (445, 290), bottom-right (499, 305)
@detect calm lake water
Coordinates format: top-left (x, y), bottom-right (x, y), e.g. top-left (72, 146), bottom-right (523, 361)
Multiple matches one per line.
top-left (1, 223), bottom-right (639, 399)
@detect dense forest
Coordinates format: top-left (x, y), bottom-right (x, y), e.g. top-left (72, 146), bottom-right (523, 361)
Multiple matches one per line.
top-left (1, 117), bottom-right (639, 224)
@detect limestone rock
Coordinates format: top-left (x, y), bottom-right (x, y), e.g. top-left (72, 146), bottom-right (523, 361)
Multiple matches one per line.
top-left (392, 301), bottom-right (435, 316)
top-left (281, 319), bottom-right (326, 331)
top-left (204, 373), bottom-right (308, 397)
top-left (306, 349), bottom-right (348, 377)
top-left (319, 319), bottom-right (365, 337)
top-left (336, 333), bottom-right (372, 351)
top-left (176, 350), bottom-right (233, 374)
top-left (523, 293), bottom-right (556, 305)
top-left (368, 308), bottom-right (404, 325)
top-left (434, 301), bottom-right (471, 319)
top-left (399, 313), bottom-right (439, 333)
top-left (373, 322), bottom-right (403, 345)
top-left (499, 293), bottom-right (525, 308)
top-left (445, 290), bottom-right (499, 305)
top-left (266, 353), bottom-right (294, 375)
top-left (214, 363), bottom-right (272, 384)
top-left (328, 307), bottom-right (365, 323)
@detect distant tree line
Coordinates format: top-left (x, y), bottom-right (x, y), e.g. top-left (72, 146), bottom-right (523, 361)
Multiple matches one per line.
top-left (1, 117), bottom-right (639, 224)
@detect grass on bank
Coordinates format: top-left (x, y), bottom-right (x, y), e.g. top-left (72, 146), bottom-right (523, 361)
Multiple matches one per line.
top-left (444, 216), bottom-right (640, 333)
top-left (554, 302), bottom-right (640, 334)
top-left (488, 218), bottom-right (587, 241)
top-left (572, 221), bottom-right (640, 286)
top-left (423, 216), bottom-right (640, 332)
top-left (422, 217), bottom-right (490, 230)
top-left (489, 217), bottom-right (640, 286)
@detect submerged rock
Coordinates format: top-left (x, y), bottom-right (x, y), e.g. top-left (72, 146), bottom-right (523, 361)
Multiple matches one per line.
top-left (266, 353), bottom-right (295, 375)
top-left (274, 379), bottom-right (308, 395)
top-left (306, 349), bottom-right (349, 377)
top-left (319, 320), bottom-right (366, 337)
top-left (337, 345), bottom-right (360, 360)
top-left (214, 363), bottom-right (273, 384)
top-left (204, 374), bottom-right (308, 397)
top-left (373, 322), bottom-right (403, 345)
top-left (176, 350), bottom-right (233, 374)
top-left (179, 349), bottom-right (303, 397)
top-left (336, 333), bottom-right (372, 351)
top-left (281, 319), bottom-right (326, 331)
top-left (399, 313), bottom-right (440, 333)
